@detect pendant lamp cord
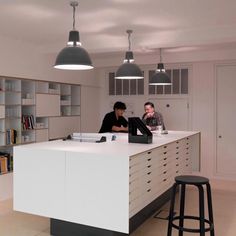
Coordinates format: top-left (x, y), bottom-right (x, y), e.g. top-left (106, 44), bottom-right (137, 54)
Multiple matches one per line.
top-left (127, 29), bottom-right (132, 51)
top-left (70, 1), bottom-right (78, 30)
top-left (160, 48), bottom-right (162, 63)
top-left (128, 32), bottom-right (131, 51)
top-left (72, 4), bottom-right (76, 30)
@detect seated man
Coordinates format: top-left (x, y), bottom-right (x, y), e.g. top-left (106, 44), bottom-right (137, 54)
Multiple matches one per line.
top-left (142, 102), bottom-right (166, 131)
top-left (99, 101), bottom-right (128, 133)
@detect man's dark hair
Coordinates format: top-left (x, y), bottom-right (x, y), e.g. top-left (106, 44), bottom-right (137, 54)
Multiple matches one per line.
top-left (113, 101), bottom-right (126, 110)
top-left (144, 102), bottom-right (155, 108)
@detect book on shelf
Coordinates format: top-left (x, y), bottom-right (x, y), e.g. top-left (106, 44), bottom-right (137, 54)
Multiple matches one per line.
top-left (22, 115), bottom-right (35, 130)
top-left (0, 152), bottom-right (13, 174)
top-left (6, 129), bottom-right (17, 145)
top-left (0, 157), bottom-right (8, 174)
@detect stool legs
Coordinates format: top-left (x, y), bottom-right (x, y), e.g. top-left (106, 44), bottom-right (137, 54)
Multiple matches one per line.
top-left (167, 179), bottom-right (214, 236)
top-left (179, 184), bottom-right (186, 236)
top-left (198, 185), bottom-right (205, 236)
top-left (167, 183), bottom-right (178, 236)
top-left (206, 183), bottom-right (215, 236)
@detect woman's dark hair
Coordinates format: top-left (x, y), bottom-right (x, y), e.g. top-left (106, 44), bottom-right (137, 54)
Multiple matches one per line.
top-left (144, 101), bottom-right (155, 108)
top-left (113, 101), bottom-right (126, 110)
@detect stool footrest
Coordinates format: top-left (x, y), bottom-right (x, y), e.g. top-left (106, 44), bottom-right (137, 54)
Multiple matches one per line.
top-left (171, 215), bottom-right (214, 233)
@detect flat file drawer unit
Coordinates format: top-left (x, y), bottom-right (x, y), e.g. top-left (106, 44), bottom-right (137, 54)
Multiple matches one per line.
top-left (129, 137), bottom-right (193, 217)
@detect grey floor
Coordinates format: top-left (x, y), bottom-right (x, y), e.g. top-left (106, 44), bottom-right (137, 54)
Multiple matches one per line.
top-left (0, 183), bottom-right (236, 236)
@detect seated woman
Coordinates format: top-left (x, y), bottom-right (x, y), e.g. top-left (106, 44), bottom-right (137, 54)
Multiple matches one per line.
top-left (99, 101), bottom-right (128, 133)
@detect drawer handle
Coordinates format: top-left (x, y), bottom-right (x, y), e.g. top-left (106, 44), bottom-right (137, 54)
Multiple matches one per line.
top-left (147, 151), bottom-right (152, 154)
top-left (147, 158), bottom-right (151, 161)
top-left (176, 147), bottom-right (179, 149)
top-left (147, 172), bottom-right (151, 175)
top-left (163, 163), bottom-right (167, 167)
top-left (163, 151), bottom-right (167, 155)
top-left (176, 152), bottom-right (179, 154)
top-left (186, 164), bottom-right (189, 167)
top-left (186, 142), bottom-right (189, 145)
top-left (163, 179), bottom-right (167, 182)
top-left (147, 165), bottom-right (151, 168)
top-left (176, 164), bottom-right (179, 166)
top-left (163, 171), bottom-right (167, 174)
top-left (176, 170), bottom-right (179, 173)
top-left (163, 157), bottom-right (167, 160)
top-left (187, 137), bottom-right (189, 140)
top-left (164, 145), bottom-right (167, 149)
top-left (147, 189), bottom-right (151, 192)
top-left (176, 157), bottom-right (179, 160)
top-left (186, 147), bottom-right (189, 150)
top-left (176, 141), bottom-right (179, 144)
top-left (186, 158), bottom-right (189, 160)
top-left (147, 180), bottom-right (151, 183)
top-left (186, 152), bottom-right (189, 155)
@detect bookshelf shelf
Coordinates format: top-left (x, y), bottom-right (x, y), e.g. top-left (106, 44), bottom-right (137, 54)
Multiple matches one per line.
top-left (5, 90), bottom-right (21, 93)
top-left (35, 127), bottom-right (48, 130)
top-left (5, 117), bottom-right (21, 119)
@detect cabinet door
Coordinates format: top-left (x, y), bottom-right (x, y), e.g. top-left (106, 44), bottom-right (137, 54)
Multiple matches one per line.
top-left (14, 148), bottom-right (66, 219)
top-left (36, 129), bottom-right (48, 142)
top-left (216, 65), bottom-right (236, 176)
top-left (49, 116), bottom-right (80, 139)
top-left (36, 94), bottom-right (60, 117)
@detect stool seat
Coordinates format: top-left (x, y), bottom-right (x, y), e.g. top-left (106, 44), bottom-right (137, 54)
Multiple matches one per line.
top-left (175, 175), bottom-right (209, 185)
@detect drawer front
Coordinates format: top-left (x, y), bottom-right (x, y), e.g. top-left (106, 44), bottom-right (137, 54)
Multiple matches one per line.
top-left (129, 135), bottom-right (194, 215)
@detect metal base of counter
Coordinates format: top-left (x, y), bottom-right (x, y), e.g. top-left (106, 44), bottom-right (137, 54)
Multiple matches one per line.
top-left (50, 187), bottom-right (172, 236)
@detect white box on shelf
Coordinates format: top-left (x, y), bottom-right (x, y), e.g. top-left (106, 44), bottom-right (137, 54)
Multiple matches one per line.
top-left (61, 100), bottom-right (70, 106)
top-left (49, 89), bottom-right (59, 94)
top-left (22, 98), bottom-right (34, 105)
top-left (35, 123), bottom-right (45, 129)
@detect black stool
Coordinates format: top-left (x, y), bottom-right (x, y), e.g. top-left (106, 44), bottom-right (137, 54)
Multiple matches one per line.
top-left (167, 175), bottom-right (215, 236)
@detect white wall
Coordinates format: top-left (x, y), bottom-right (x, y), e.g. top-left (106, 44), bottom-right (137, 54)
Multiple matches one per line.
top-left (1, 34), bottom-right (236, 180)
top-left (94, 48), bottom-right (236, 181)
top-left (0, 35), bottom-right (98, 85)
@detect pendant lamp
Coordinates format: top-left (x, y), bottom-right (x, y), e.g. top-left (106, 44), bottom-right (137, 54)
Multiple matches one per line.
top-left (115, 30), bottom-right (143, 79)
top-left (54, 1), bottom-right (93, 70)
top-left (149, 48), bottom-right (171, 85)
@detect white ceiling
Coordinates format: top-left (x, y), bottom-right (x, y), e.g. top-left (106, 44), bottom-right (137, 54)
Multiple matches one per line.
top-left (1, 0), bottom-right (236, 54)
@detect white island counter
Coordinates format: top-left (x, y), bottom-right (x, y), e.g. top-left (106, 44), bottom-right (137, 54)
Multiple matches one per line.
top-left (13, 131), bottom-right (200, 236)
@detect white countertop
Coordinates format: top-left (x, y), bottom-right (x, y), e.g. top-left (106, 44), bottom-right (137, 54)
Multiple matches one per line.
top-left (15, 131), bottom-right (199, 157)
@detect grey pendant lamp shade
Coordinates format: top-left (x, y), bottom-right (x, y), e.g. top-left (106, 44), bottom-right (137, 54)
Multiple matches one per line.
top-left (115, 30), bottom-right (143, 79)
top-left (54, 1), bottom-right (93, 70)
top-left (149, 48), bottom-right (171, 85)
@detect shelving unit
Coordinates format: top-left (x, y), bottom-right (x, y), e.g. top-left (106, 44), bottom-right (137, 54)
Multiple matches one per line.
top-left (60, 84), bottom-right (71, 116)
top-left (5, 79), bottom-right (21, 145)
top-left (36, 81), bottom-right (48, 94)
top-left (49, 82), bottom-right (60, 94)
top-left (0, 78), bottom-right (5, 146)
top-left (0, 77), bottom-right (81, 186)
top-left (21, 80), bottom-right (36, 144)
top-left (71, 85), bottom-right (80, 116)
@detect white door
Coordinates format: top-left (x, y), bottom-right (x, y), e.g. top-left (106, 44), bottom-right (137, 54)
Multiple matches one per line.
top-left (216, 65), bottom-right (236, 176)
top-left (149, 99), bottom-right (189, 131)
